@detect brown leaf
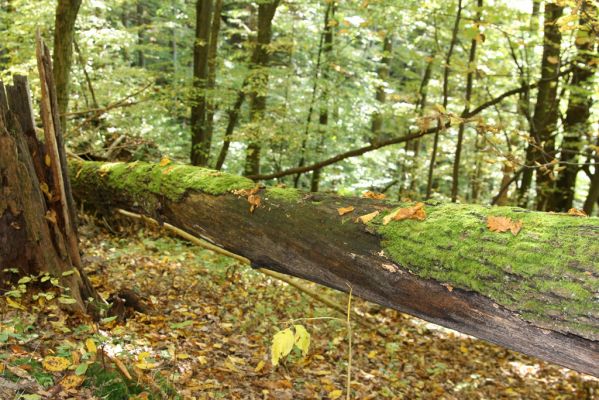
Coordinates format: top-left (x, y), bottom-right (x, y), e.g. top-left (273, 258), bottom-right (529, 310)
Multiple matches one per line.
top-left (337, 206), bottom-right (355, 216)
top-left (567, 208), bottom-right (587, 217)
top-left (356, 210), bottom-right (379, 224)
top-left (248, 194), bottom-right (261, 213)
top-left (384, 203), bottom-right (426, 225)
top-left (362, 191), bottom-right (386, 200)
top-left (487, 216), bottom-right (522, 236)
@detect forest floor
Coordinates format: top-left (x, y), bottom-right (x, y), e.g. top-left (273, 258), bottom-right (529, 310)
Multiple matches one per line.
top-left (0, 218), bottom-right (597, 400)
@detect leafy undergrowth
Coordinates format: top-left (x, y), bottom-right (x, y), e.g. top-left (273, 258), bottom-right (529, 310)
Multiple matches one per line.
top-left (1, 221), bottom-right (597, 399)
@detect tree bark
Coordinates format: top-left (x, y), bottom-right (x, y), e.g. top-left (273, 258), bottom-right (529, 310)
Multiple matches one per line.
top-left (243, 0), bottom-right (279, 176)
top-left (371, 35), bottom-right (392, 141)
top-left (53, 0), bottom-right (82, 132)
top-left (451, 0), bottom-right (482, 202)
top-left (552, 0), bottom-right (597, 211)
top-left (70, 159), bottom-right (599, 377)
top-left (1, 73), bottom-right (97, 313)
top-left (531, 2), bottom-right (564, 211)
top-left (190, 0), bottom-right (214, 166)
top-left (426, 0), bottom-right (463, 199)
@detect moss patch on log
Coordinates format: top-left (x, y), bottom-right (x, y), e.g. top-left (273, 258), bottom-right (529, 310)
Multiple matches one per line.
top-left (377, 203), bottom-right (599, 338)
top-left (265, 187), bottom-right (301, 202)
top-left (70, 161), bottom-right (255, 202)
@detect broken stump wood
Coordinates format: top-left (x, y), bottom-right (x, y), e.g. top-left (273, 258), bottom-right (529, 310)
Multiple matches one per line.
top-left (69, 160), bottom-right (599, 376)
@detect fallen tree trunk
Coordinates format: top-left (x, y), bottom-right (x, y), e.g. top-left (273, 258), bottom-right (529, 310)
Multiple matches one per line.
top-left (69, 160), bottom-right (599, 376)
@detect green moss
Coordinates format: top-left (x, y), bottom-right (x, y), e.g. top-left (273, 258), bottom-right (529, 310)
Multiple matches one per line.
top-left (265, 186), bottom-right (302, 201)
top-left (72, 160), bottom-right (255, 201)
top-left (376, 202), bottom-right (599, 338)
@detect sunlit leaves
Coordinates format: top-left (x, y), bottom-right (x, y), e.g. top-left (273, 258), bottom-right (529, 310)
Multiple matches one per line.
top-left (271, 324), bottom-right (311, 367)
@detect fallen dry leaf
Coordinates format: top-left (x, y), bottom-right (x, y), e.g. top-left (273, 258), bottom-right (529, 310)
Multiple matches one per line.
top-left (383, 203), bottom-right (426, 224)
top-left (337, 206), bottom-right (355, 216)
top-left (362, 191), bottom-right (386, 200)
top-left (487, 216), bottom-right (523, 236)
top-left (248, 194), bottom-right (261, 213)
top-left (567, 208), bottom-right (587, 217)
top-left (356, 210), bottom-right (379, 224)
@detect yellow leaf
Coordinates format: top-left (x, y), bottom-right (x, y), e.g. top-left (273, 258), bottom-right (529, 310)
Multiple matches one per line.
top-left (337, 206), bottom-right (355, 216)
top-left (61, 374), bottom-right (85, 389)
top-left (159, 157), bottom-right (171, 167)
top-left (198, 355), bottom-right (208, 365)
top-left (362, 191), bottom-right (386, 200)
top-left (43, 356), bottom-right (71, 372)
top-left (547, 56), bottom-right (559, 64)
top-left (383, 203), bottom-right (426, 225)
top-left (248, 194), bottom-right (261, 213)
top-left (357, 210), bottom-right (379, 224)
top-left (328, 389), bottom-right (343, 399)
top-left (86, 338), bottom-right (97, 355)
top-left (6, 297), bottom-right (26, 310)
top-left (367, 350), bottom-right (377, 359)
top-left (45, 154), bottom-right (51, 167)
top-left (271, 328), bottom-right (294, 366)
top-left (255, 360), bottom-right (265, 372)
top-left (293, 325), bottom-right (310, 356)
top-left (567, 208), bottom-right (587, 217)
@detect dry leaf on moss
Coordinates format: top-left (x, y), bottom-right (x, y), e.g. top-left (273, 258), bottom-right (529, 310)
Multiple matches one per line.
top-left (383, 203), bottom-right (426, 225)
top-left (487, 216), bottom-right (522, 236)
top-left (362, 191), bottom-right (386, 200)
top-left (357, 210), bottom-right (379, 224)
top-left (337, 206), bottom-right (355, 216)
top-left (567, 208), bottom-right (587, 217)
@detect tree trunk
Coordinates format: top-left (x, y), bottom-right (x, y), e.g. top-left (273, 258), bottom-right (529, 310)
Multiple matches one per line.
top-left (53, 0), bottom-right (82, 132)
top-left (70, 159), bottom-right (599, 377)
top-left (310, 0), bottom-right (335, 192)
top-left (1, 71), bottom-right (97, 312)
top-left (532, 2), bottom-right (564, 211)
top-left (552, 0), bottom-right (597, 211)
top-left (371, 35), bottom-right (392, 142)
top-left (190, 0), bottom-right (214, 166)
top-left (243, 0), bottom-right (279, 176)
top-left (426, 0), bottom-right (463, 199)
top-left (451, 0), bottom-right (482, 202)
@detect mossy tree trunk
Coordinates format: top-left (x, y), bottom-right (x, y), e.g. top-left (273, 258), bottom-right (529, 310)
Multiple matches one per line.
top-left (70, 159), bottom-right (598, 376)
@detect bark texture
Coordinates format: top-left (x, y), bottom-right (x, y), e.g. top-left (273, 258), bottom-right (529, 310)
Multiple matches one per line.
top-left (53, 0), bottom-right (83, 131)
top-left (70, 160), bottom-right (599, 376)
top-left (243, 0), bottom-right (279, 176)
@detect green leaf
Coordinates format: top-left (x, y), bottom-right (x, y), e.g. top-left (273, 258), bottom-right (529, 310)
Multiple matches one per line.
top-left (18, 276), bottom-right (32, 284)
top-left (100, 316), bottom-right (117, 324)
top-left (293, 324), bottom-right (310, 356)
top-left (271, 328), bottom-right (294, 367)
top-left (169, 320), bottom-right (193, 329)
top-left (75, 362), bottom-right (89, 376)
top-left (58, 296), bottom-right (77, 304)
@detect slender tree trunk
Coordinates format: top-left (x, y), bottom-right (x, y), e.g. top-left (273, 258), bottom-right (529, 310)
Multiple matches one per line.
top-left (243, 0), bottom-right (279, 176)
top-left (204, 0), bottom-right (223, 160)
top-left (136, 1), bottom-right (145, 68)
top-left (310, 1), bottom-right (335, 192)
top-left (426, 0), bottom-right (463, 199)
top-left (190, 0), bottom-right (214, 166)
top-left (451, 0), bottom-right (482, 202)
top-left (552, 0), bottom-right (596, 211)
top-left (406, 54), bottom-right (434, 196)
top-left (53, 0), bottom-right (83, 132)
top-left (214, 85), bottom-right (246, 170)
top-left (371, 35), bottom-right (392, 142)
top-left (533, 2), bottom-right (564, 211)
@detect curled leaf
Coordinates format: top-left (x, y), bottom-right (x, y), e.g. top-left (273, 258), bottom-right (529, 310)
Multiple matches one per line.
top-left (362, 191), bottom-right (386, 200)
top-left (337, 206), bottom-right (355, 216)
top-left (383, 203), bottom-right (426, 225)
top-left (567, 208), bottom-right (587, 217)
top-left (357, 210), bottom-right (379, 224)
